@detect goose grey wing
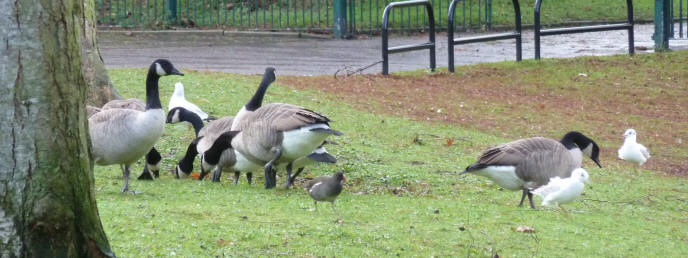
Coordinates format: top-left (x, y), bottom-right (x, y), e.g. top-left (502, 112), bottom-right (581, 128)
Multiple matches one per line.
top-left (102, 98), bottom-right (145, 111)
top-left (253, 103), bottom-right (332, 132)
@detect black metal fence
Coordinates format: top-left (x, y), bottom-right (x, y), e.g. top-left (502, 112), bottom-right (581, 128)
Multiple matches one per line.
top-left (96, 0), bottom-right (491, 34)
top-left (673, 0), bottom-right (688, 38)
top-left (381, 0), bottom-right (436, 74)
top-left (534, 0), bottom-right (634, 59)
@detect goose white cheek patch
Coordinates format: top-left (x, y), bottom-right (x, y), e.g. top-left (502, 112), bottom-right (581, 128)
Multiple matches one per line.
top-left (155, 63), bottom-right (166, 76)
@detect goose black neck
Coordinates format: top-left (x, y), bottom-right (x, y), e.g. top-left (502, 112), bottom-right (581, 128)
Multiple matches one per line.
top-left (244, 75), bottom-right (273, 111)
top-left (178, 138), bottom-right (201, 174)
top-left (204, 138), bottom-right (231, 165)
top-left (560, 131), bottom-right (585, 150)
top-left (179, 109), bottom-right (204, 136)
top-left (145, 67), bottom-right (162, 110)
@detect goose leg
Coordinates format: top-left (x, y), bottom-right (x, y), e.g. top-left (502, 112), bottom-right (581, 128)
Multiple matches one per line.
top-left (246, 172), bottom-right (253, 185)
top-left (284, 163), bottom-right (293, 189)
top-left (527, 192), bottom-right (535, 209)
top-left (518, 189), bottom-right (528, 207)
top-left (211, 167), bottom-right (222, 182)
top-left (264, 147), bottom-right (282, 189)
top-left (287, 168), bottom-right (303, 186)
top-left (120, 164), bottom-right (134, 193)
top-left (199, 167), bottom-right (209, 181)
top-left (234, 171), bottom-right (240, 185)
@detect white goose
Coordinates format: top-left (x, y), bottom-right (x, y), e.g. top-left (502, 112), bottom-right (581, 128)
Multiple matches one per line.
top-left (168, 82), bottom-right (210, 121)
top-left (618, 128), bottom-right (650, 167)
top-left (89, 59), bottom-right (183, 193)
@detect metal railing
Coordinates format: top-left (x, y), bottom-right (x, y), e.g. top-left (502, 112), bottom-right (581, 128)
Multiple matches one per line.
top-left (381, 0), bottom-right (435, 75)
top-left (673, 0), bottom-right (688, 38)
top-left (534, 0), bottom-right (634, 59)
top-left (447, 0), bottom-right (520, 73)
top-left (96, 0), bottom-right (491, 34)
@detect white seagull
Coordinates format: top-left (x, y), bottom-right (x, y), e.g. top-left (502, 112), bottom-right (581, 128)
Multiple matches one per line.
top-left (618, 128), bottom-right (650, 167)
top-left (168, 82), bottom-right (210, 121)
top-left (531, 168), bottom-right (589, 210)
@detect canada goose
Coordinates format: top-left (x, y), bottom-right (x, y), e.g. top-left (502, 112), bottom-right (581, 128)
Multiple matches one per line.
top-left (618, 128), bottom-right (650, 168)
top-left (460, 131), bottom-right (601, 209)
top-left (171, 114), bottom-right (254, 183)
top-left (230, 103), bottom-right (342, 189)
top-left (168, 82), bottom-right (211, 121)
top-left (230, 67), bottom-right (276, 131)
top-left (166, 107), bottom-right (204, 136)
top-left (531, 168), bottom-right (589, 210)
top-left (89, 59), bottom-right (183, 193)
top-left (90, 99), bottom-right (163, 180)
top-left (306, 172), bottom-right (346, 211)
top-left (199, 132), bottom-right (337, 186)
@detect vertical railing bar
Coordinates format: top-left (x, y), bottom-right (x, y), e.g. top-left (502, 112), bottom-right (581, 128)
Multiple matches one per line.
top-left (279, 0), bottom-right (282, 29)
top-left (302, 0), bottom-right (305, 30)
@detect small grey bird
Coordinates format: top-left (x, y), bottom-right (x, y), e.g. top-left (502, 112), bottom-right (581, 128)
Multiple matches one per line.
top-left (306, 172), bottom-right (347, 211)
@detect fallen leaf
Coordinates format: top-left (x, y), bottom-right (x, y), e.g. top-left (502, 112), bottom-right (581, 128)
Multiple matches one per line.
top-left (516, 225), bottom-right (536, 233)
top-left (217, 239), bottom-right (228, 247)
top-left (445, 138), bottom-right (454, 147)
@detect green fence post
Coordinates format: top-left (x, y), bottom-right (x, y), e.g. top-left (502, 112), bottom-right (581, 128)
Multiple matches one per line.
top-left (334, 0), bottom-right (348, 38)
top-left (168, 0), bottom-right (178, 23)
top-left (654, 0), bottom-right (671, 50)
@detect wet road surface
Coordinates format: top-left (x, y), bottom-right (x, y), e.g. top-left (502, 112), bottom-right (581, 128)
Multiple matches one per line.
top-left (98, 24), bottom-right (688, 76)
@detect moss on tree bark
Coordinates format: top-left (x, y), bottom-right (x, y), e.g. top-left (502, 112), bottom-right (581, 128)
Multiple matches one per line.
top-left (0, 0), bottom-right (114, 256)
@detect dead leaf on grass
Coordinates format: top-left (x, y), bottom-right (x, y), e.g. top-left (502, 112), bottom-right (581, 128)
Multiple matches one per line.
top-left (445, 138), bottom-right (454, 146)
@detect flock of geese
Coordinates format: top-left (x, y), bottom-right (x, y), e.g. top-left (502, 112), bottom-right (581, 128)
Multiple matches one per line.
top-left (86, 59), bottom-right (651, 210)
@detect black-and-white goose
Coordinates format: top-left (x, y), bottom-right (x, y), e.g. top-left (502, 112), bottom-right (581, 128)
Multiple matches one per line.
top-left (90, 99), bottom-right (163, 180)
top-left (89, 59), bottom-right (183, 193)
top-left (166, 106), bottom-right (205, 136)
top-left (461, 131), bottom-right (601, 208)
top-left (230, 103), bottom-right (342, 189)
top-left (230, 67), bottom-right (276, 131)
top-left (199, 132), bottom-right (337, 186)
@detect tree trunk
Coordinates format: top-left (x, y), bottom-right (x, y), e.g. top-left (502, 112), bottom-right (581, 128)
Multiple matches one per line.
top-left (0, 0), bottom-right (115, 257)
top-left (82, 0), bottom-right (121, 106)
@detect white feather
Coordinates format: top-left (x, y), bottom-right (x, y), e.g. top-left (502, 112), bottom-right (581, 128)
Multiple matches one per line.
top-left (168, 82), bottom-right (209, 120)
top-left (281, 124), bottom-right (332, 160)
top-left (472, 165), bottom-right (525, 191)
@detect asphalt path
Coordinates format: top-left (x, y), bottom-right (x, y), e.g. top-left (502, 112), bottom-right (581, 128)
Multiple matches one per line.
top-left (98, 24), bottom-right (688, 76)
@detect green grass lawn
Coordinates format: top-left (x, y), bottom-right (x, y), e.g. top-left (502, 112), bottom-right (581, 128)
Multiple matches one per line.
top-left (97, 54), bottom-right (687, 256)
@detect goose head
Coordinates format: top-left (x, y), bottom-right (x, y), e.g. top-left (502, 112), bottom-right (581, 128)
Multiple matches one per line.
top-left (153, 59), bottom-right (184, 76)
top-left (561, 131), bottom-right (602, 168)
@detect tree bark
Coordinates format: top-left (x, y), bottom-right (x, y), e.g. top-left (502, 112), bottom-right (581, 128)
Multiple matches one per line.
top-left (1, 0), bottom-right (114, 257)
top-left (82, 0), bottom-right (121, 106)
